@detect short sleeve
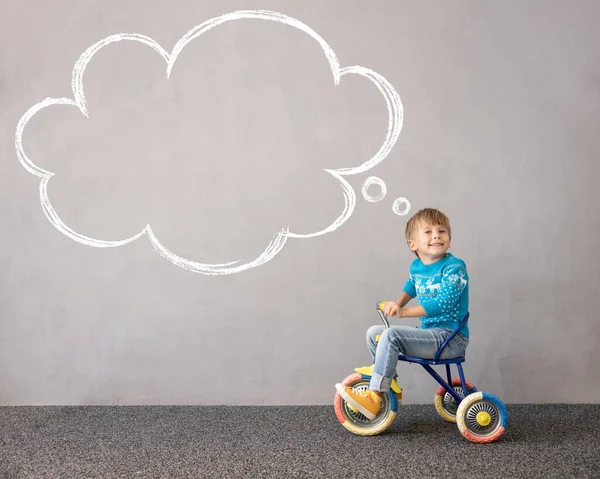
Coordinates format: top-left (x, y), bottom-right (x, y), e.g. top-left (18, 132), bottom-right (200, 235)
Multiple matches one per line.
top-left (403, 275), bottom-right (416, 297)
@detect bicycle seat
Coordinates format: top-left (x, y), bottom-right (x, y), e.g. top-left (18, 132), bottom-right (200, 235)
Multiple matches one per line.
top-left (397, 354), bottom-right (465, 365)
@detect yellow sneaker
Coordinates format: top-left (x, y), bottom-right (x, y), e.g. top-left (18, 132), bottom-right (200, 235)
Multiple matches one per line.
top-left (354, 365), bottom-right (402, 401)
top-left (335, 383), bottom-right (382, 420)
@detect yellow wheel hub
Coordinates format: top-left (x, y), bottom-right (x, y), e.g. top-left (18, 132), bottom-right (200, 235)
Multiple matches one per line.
top-left (476, 411), bottom-right (492, 426)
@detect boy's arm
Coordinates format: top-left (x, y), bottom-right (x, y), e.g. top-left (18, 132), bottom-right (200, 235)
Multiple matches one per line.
top-left (398, 304), bottom-right (427, 318)
top-left (393, 292), bottom-right (426, 317)
top-left (395, 292), bottom-right (413, 308)
top-left (394, 274), bottom-right (423, 316)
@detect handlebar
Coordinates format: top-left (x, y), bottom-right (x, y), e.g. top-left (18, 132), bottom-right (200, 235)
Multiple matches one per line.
top-left (376, 301), bottom-right (390, 328)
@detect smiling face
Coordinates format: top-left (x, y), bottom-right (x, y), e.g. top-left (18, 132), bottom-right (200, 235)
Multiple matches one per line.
top-left (407, 222), bottom-right (451, 264)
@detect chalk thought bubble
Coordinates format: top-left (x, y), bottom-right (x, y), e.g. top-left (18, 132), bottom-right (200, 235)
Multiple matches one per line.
top-left (15, 10), bottom-right (404, 275)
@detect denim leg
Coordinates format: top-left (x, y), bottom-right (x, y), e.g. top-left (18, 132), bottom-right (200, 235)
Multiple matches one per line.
top-left (369, 326), bottom-right (451, 392)
top-left (366, 325), bottom-right (385, 362)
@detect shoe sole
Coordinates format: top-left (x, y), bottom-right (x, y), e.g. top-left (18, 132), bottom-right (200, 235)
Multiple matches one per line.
top-left (335, 383), bottom-right (377, 420)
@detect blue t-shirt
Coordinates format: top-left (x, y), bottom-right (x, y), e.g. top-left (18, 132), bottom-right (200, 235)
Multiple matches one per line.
top-left (402, 253), bottom-right (470, 337)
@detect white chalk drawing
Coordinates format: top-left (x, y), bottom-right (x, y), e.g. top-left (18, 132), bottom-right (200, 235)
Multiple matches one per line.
top-left (15, 10), bottom-right (405, 275)
top-left (392, 197), bottom-right (411, 216)
top-left (361, 176), bottom-right (387, 203)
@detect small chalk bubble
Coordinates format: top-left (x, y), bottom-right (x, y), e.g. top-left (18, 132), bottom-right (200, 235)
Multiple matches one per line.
top-left (361, 176), bottom-right (387, 203)
top-left (392, 197), bottom-right (411, 216)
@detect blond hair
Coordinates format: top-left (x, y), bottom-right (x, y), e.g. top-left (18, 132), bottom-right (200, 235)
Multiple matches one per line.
top-left (405, 208), bottom-right (452, 257)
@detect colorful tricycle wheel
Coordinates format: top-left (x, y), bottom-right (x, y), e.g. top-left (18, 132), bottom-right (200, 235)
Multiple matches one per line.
top-left (456, 391), bottom-right (508, 443)
top-left (334, 373), bottom-right (397, 436)
top-left (434, 378), bottom-right (476, 423)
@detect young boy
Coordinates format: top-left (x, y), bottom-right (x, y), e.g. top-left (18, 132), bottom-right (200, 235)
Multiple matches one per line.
top-left (335, 208), bottom-right (470, 419)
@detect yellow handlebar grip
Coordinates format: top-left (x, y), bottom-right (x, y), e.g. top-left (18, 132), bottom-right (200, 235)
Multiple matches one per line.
top-left (378, 301), bottom-right (386, 311)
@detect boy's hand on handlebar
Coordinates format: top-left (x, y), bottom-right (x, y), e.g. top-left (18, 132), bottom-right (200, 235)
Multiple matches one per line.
top-left (382, 301), bottom-right (400, 317)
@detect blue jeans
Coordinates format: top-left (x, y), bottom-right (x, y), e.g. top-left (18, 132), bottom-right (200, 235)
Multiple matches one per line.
top-left (366, 325), bottom-right (469, 392)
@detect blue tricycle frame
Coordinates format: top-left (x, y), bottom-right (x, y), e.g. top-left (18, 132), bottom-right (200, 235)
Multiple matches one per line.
top-left (333, 303), bottom-right (508, 443)
top-left (380, 304), bottom-right (472, 405)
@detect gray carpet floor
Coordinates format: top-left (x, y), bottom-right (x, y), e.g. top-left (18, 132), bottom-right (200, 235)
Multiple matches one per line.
top-left (1, 404), bottom-right (599, 478)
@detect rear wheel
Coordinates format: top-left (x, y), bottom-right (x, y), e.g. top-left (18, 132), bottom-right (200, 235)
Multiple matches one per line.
top-left (434, 378), bottom-right (475, 423)
top-left (334, 373), bottom-right (397, 436)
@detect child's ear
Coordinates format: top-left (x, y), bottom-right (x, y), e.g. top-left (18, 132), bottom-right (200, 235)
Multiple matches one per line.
top-left (407, 239), bottom-right (416, 251)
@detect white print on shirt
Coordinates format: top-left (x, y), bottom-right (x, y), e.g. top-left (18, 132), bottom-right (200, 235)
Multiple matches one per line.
top-left (426, 278), bottom-right (441, 293)
top-left (415, 278), bottom-right (427, 295)
top-left (447, 271), bottom-right (468, 288)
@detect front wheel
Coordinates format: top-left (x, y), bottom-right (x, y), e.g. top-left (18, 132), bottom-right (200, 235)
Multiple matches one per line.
top-left (456, 391), bottom-right (508, 443)
top-left (334, 373), bottom-right (397, 436)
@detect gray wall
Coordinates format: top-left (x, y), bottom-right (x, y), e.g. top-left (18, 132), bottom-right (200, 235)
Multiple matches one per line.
top-left (1, 0), bottom-right (599, 405)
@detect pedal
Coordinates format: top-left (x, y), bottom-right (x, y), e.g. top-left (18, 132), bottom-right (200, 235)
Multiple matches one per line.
top-left (354, 364), bottom-right (375, 376)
